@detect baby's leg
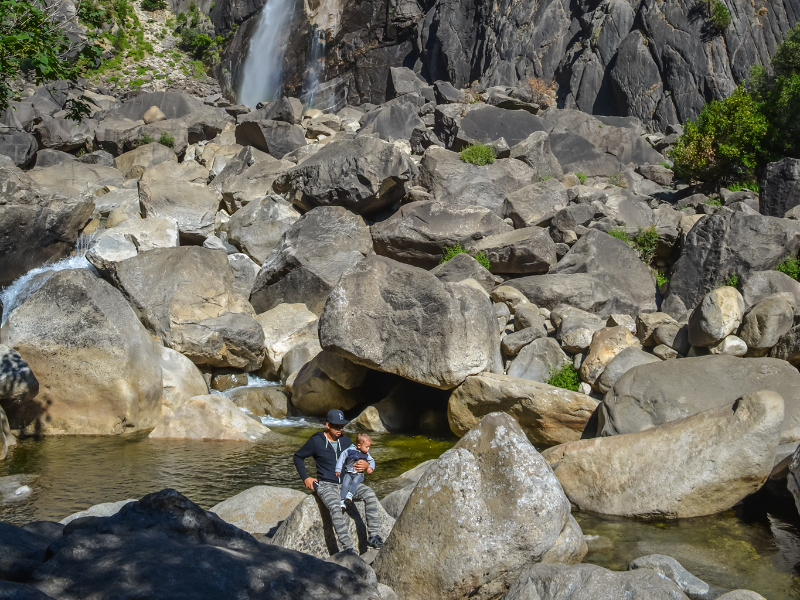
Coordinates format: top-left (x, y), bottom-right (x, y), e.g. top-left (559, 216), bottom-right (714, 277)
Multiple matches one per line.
top-left (340, 473), bottom-right (353, 502)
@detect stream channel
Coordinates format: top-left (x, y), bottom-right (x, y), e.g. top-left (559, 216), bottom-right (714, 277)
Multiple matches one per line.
top-left (2, 419), bottom-right (800, 598)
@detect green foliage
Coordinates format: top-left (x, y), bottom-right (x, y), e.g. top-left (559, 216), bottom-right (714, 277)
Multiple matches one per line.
top-left (539, 176), bottom-right (552, 182)
top-left (440, 244), bottom-right (467, 263)
top-left (608, 173), bottom-right (628, 188)
top-left (474, 252), bottom-right (491, 270)
top-left (777, 257), bottom-right (800, 280)
top-left (179, 27), bottom-right (212, 57)
top-left (139, 132), bottom-right (153, 145)
top-left (710, 0), bottom-right (731, 29)
top-left (460, 143), bottom-right (495, 166)
top-left (176, 11), bottom-right (187, 24)
top-left (654, 271), bottom-right (668, 288)
top-left (158, 131), bottom-right (175, 148)
top-left (210, 2), bottom-right (215, 9)
top-left (112, 26), bottom-right (127, 51)
top-left (724, 272), bottom-right (739, 288)
top-left (546, 363), bottom-right (581, 392)
top-left (658, 161), bottom-right (672, 169)
top-left (0, 0), bottom-right (101, 118)
top-left (726, 180), bottom-right (760, 192)
top-left (575, 172), bottom-right (587, 184)
top-left (130, 77), bottom-right (144, 87)
top-left (669, 86), bottom-right (767, 183)
top-left (77, 0), bottom-right (107, 27)
top-left (705, 197), bottom-right (723, 206)
top-left (631, 225), bottom-right (659, 266)
top-left (141, 0), bottom-right (167, 10)
top-left (608, 228), bottom-right (630, 244)
top-left (113, 0), bottom-right (129, 24)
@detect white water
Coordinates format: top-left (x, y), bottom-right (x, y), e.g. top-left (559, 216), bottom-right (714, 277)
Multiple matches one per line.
top-left (1, 234), bottom-right (97, 326)
top-left (303, 28), bottom-right (326, 108)
top-left (238, 0), bottom-right (296, 108)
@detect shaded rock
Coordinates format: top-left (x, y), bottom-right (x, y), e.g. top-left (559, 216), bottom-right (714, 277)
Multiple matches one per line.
top-left (326, 550), bottom-right (378, 586)
top-left (372, 413), bottom-right (585, 600)
top-left (318, 256), bottom-right (501, 389)
top-left (687, 287), bottom-right (745, 347)
top-left (0, 127), bottom-right (37, 167)
top-left (548, 131), bottom-right (624, 177)
top-left (290, 351), bottom-right (368, 416)
top-left (234, 119), bottom-right (306, 159)
top-left (0, 345), bottom-right (39, 405)
top-left (502, 178), bottom-right (570, 227)
top-left (60, 499), bottom-right (137, 526)
top-left (448, 373), bottom-right (599, 445)
top-left (636, 312), bottom-right (678, 347)
top-left (356, 97), bottom-right (426, 142)
top-left (508, 131), bottom-right (563, 180)
top-left (274, 137), bottom-right (417, 216)
top-left (760, 158), bottom-right (800, 218)
top-left (544, 391), bottom-right (782, 518)
top-left (467, 227), bottom-right (557, 274)
top-left (110, 247), bottom-right (265, 370)
top-left (271, 493), bottom-right (394, 558)
top-left (599, 355), bottom-right (800, 445)
top-left (740, 270), bottom-right (800, 310)
top-left (149, 394), bottom-right (274, 441)
top-left (454, 105), bottom-right (547, 149)
top-left (29, 489), bottom-right (380, 600)
top-left (0, 522), bottom-right (51, 582)
top-left (1, 270), bottom-right (163, 435)
top-left (371, 201), bottom-right (512, 269)
top-left (419, 146), bottom-right (536, 214)
top-left (226, 195), bottom-right (299, 264)
top-left (138, 179), bottom-right (219, 243)
top-left (739, 295), bottom-right (794, 351)
top-left (250, 206), bottom-right (372, 315)
top-left (209, 486), bottom-right (306, 535)
top-left (34, 117), bottom-right (96, 153)
top-left (0, 581), bottom-right (58, 599)
top-left (771, 324), bottom-right (800, 366)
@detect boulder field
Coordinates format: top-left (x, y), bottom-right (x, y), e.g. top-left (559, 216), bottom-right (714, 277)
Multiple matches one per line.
top-left (0, 79), bottom-right (797, 599)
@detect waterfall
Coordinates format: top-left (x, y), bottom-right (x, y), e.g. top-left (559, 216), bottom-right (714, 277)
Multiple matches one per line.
top-left (238, 0), bottom-right (296, 108)
top-left (303, 28), bottom-right (326, 108)
top-left (1, 234), bottom-right (97, 326)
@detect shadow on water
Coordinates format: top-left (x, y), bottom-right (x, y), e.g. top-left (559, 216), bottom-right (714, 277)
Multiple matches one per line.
top-left (4, 429), bottom-right (800, 598)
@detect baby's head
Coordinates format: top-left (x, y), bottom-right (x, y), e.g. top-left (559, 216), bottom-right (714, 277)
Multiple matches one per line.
top-left (356, 433), bottom-right (372, 453)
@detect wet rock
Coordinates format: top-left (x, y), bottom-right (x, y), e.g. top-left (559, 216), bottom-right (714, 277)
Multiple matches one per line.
top-left (687, 287), bottom-right (745, 347)
top-left (599, 355), bottom-right (800, 445)
top-left (226, 195), bottom-right (299, 265)
top-left (545, 391), bottom-right (783, 518)
top-left (371, 201), bottom-right (512, 269)
top-left (274, 137), bottom-right (417, 216)
top-left (225, 386), bottom-right (291, 418)
top-left (209, 486), bottom-right (306, 536)
top-left (110, 247), bottom-right (265, 371)
top-left (419, 146), bottom-right (536, 214)
top-left (0, 167), bottom-right (94, 287)
top-left (628, 554), bottom-right (709, 596)
top-left (448, 373), bottom-right (598, 445)
top-left (372, 413), bottom-right (586, 600)
top-left (149, 394), bottom-right (274, 441)
top-left (249, 207), bottom-right (372, 315)
top-left (318, 256), bottom-right (501, 389)
top-left (271, 493), bottom-right (394, 558)
top-left (29, 489), bottom-right (380, 600)
top-left (1, 270), bottom-right (164, 435)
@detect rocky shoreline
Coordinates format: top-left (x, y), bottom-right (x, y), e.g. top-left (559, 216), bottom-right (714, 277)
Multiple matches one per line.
top-left (3, 71), bottom-right (800, 598)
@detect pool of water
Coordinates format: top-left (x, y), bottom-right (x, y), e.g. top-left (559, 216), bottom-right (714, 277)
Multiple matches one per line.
top-left (2, 422), bottom-right (800, 599)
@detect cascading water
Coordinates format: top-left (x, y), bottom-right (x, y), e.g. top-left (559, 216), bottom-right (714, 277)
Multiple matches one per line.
top-left (237, 0), bottom-right (296, 108)
top-left (0, 234), bottom-right (97, 326)
top-left (303, 28), bottom-right (326, 108)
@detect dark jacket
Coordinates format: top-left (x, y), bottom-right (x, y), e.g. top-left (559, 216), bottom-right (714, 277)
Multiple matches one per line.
top-left (293, 431), bottom-right (353, 484)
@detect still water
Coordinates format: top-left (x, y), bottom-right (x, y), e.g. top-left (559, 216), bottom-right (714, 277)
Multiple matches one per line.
top-left (2, 420), bottom-right (800, 599)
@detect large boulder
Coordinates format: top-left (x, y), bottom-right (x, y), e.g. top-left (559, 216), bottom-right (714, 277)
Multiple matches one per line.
top-left (740, 270), bottom-right (800, 309)
top-left (739, 294), bottom-right (795, 351)
top-left (139, 179), bottom-right (219, 243)
top-left (502, 178), bottom-right (570, 228)
top-left (255, 302), bottom-right (318, 378)
top-left (372, 413), bottom-right (586, 600)
top-left (319, 256), bottom-right (501, 389)
top-left (1, 405), bottom-right (13, 460)
top-left (209, 486), bottom-right (306, 535)
top-left (216, 159), bottom-right (295, 212)
top-left (0, 521), bottom-right (52, 582)
top-left (598, 355), bottom-right (800, 445)
top-left (109, 247), bottom-right (265, 371)
top-left (687, 286), bottom-right (745, 347)
top-left (0, 270), bottom-right (163, 435)
top-left (226, 195), bottom-right (300, 264)
top-left (289, 351), bottom-right (368, 416)
top-left (430, 252), bottom-right (501, 292)
top-left (663, 212), bottom-right (800, 317)
top-left (760, 158), bottom-right (800, 218)
top-left (28, 489), bottom-right (381, 600)
top-left (507, 337), bottom-right (570, 383)
top-left (503, 563), bottom-right (690, 600)
top-left (356, 96), bottom-right (426, 141)
top-left (467, 227), bottom-right (557, 274)
top-left (579, 326), bottom-right (641, 388)
top-left (448, 373), bottom-right (599, 445)
top-left (149, 394), bottom-right (274, 441)
top-left (419, 146), bottom-right (536, 214)
top-left (0, 126), bottom-right (37, 167)
top-left (508, 230), bottom-right (657, 316)
top-left (0, 167), bottom-right (94, 287)
top-left (596, 346), bottom-right (660, 394)
top-left (114, 143), bottom-right (177, 179)
top-left (508, 131), bottom-right (563, 180)
top-left (26, 162), bottom-right (123, 197)
top-left (547, 131), bottom-right (625, 177)
top-left (234, 119), bottom-right (306, 159)
top-left (273, 137), bottom-right (417, 215)
top-left (0, 345), bottom-right (39, 405)
top-left (270, 494), bottom-right (395, 558)
top-left (371, 201), bottom-right (513, 269)
top-left (249, 207), bottom-right (372, 315)
top-left (86, 218), bottom-right (180, 275)
top-left (544, 391), bottom-right (783, 518)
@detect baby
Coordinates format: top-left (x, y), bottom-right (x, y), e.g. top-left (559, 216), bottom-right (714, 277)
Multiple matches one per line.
top-left (335, 433), bottom-right (376, 509)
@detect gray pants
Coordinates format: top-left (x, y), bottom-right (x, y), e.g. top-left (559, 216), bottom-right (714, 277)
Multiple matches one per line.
top-left (316, 480), bottom-right (381, 550)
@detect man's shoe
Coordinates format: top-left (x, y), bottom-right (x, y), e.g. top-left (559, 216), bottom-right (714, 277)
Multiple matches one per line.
top-left (367, 535), bottom-right (384, 549)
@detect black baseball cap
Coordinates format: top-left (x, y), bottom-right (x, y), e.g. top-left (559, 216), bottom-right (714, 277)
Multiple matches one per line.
top-left (326, 409), bottom-right (349, 425)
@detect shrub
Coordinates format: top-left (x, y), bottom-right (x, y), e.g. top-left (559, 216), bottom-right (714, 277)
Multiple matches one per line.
top-left (474, 251), bottom-right (491, 270)
top-left (575, 172), bottom-right (587, 184)
top-left (113, 0), bottom-right (129, 23)
top-left (777, 257), bottom-right (800, 280)
top-left (655, 271), bottom-right (668, 288)
top-left (440, 243), bottom-right (467, 263)
top-left (727, 181), bottom-right (760, 192)
top-left (527, 78), bottom-right (557, 108)
top-left (710, 0), bottom-right (731, 29)
top-left (460, 143), bottom-right (495, 166)
top-left (658, 161), bottom-right (672, 169)
top-left (608, 228), bottom-right (630, 244)
top-left (705, 197), bottom-right (723, 206)
top-left (670, 86), bottom-right (767, 183)
top-left (78, 0), bottom-right (107, 27)
top-left (631, 225), bottom-right (659, 266)
top-left (176, 11), bottom-right (187, 24)
top-left (138, 132), bottom-right (153, 145)
top-left (158, 131), bottom-right (174, 148)
top-left (546, 363), bottom-right (581, 392)
top-left (724, 272), bottom-right (739, 288)
top-left (141, 0), bottom-right (166, 10)
top-left (112, 26), bottom-right (127, 51)
top-left (608, 173), bottom-right (628, 188)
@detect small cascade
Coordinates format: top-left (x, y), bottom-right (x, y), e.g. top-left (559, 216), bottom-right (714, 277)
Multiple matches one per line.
top-left (303, 28), bottom-right (326, 108)
top-left (1, 233), bottom-right (98, 326)
top-left (238, 0), bottom-right (296, 108)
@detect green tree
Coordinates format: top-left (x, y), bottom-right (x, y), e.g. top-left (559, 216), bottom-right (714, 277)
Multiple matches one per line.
top-left (670, 86), bottom-right (767, 182)
top-left (0, 0), bottom-right (100, 120)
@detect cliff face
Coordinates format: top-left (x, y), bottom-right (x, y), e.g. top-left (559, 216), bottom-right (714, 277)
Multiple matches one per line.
top-left (216, 0), bottom-right (800, 127)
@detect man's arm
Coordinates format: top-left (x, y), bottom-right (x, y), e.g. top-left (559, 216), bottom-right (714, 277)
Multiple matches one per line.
top-left (293, 437), bottom-right (316, 481)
